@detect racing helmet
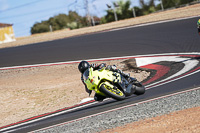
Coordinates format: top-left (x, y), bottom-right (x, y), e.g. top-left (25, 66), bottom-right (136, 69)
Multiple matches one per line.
top-left (78, 61), bottom-right (90, 73)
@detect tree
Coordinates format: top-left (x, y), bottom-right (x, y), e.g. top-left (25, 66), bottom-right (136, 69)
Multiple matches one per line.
top-left (101, 0), bottom-right (159, 23)
top-left (156, 0), bottom-right (195, 10)
top-left (139, 0), bottom-right (156, 15)
top-left (54, 14), bottom-right (69, 29)
top-left (101, 0), bottom-right (197, 25)
top-left (117, 0), bottom-right (133, 19)
top-left (31, 11), bottom-right (88, 34)
top-left (102, 0), bottom-right (133, 23)
top-left (133, 6), bottom-right (143, 17)
top-left (31, 22), bottom-right (50, 34)
top-left (179, 0), bottom-right (194, 5)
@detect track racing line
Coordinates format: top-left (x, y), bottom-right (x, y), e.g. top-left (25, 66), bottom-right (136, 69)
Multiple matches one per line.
top-left (0, 52), bottom-right (200, 133)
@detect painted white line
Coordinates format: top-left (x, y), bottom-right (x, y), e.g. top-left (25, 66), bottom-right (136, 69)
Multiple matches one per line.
top-left (136, 55), bottom-right (199, 87)
top-left (146, 68), bottom-right (200, 89)
top-left (0, 60), bottom-right (81, 70)
top-left (33, 86), bottom-right (200, 133)
top-left (0, 97), bottom-right (112, 133)
top-left (0, 101), bottom-right (98, 132)
top-left (0, 52), bottom-right (200, 70)
top-left (164, 59), bottom-right (198, 80)
top-left (79, 97), bottom-right (94, 104)
top-left (136, 56), bottom-right (187, 67)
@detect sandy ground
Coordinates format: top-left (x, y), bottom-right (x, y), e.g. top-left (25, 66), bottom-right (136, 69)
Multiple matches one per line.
top-left (100, 106), bottom-right (200, 133)
top-left (0, 3), bottom-right (200, 49)
top-left (0, 59), bottom-right (150, 127)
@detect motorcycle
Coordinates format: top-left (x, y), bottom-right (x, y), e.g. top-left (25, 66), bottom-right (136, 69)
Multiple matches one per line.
top-left (82, 66), bottom-right (145, 101)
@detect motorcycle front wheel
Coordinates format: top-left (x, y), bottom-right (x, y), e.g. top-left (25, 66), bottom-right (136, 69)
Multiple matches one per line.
top-left (99, 83), bottom-right (126, 101)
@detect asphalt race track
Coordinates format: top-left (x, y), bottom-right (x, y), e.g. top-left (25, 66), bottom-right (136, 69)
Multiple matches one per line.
top-left (0, 16), bottom-right (200, 132)
top-left (0, 17), bottom-right (200, 67)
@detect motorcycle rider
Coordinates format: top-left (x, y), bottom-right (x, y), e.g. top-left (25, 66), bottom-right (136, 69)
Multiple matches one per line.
top-left (197, 19), bottom-right (200, 35)
top-left (78, 60), bottom-right (134, 101)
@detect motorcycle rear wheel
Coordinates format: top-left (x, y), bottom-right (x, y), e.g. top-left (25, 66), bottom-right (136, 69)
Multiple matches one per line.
top-left (133, 82), bottom-right (146, 95)
top-left (99, 83), bottom-right (126, 101)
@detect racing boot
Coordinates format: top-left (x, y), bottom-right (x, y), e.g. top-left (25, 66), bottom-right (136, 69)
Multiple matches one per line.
top-left (94, 93), bottom-right (106, 102)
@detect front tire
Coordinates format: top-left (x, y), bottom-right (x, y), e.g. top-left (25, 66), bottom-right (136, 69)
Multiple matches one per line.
top-left (99, 83), bottom-right (126, 101)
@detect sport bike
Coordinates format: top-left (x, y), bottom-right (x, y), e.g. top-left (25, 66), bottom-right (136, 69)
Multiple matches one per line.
top-left (83, 67), bottom-right (145, 101)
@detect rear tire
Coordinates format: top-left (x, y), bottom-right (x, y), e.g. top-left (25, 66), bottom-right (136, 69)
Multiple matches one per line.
top-left (99, 83), bottom-right (126, 101)
top-left (133, 82), bottom-right (145, 95)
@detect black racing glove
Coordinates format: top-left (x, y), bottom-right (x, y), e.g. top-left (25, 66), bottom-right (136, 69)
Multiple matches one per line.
top-left (90, 63), bottom-right (98, 68)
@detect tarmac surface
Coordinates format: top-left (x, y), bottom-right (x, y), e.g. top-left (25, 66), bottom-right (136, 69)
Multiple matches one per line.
top-left (0, 17), bottom-right (200, 67)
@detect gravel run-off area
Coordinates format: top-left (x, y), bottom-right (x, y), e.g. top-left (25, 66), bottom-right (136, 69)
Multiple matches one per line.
top-left (35, 88), bottom-right (200, 133)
